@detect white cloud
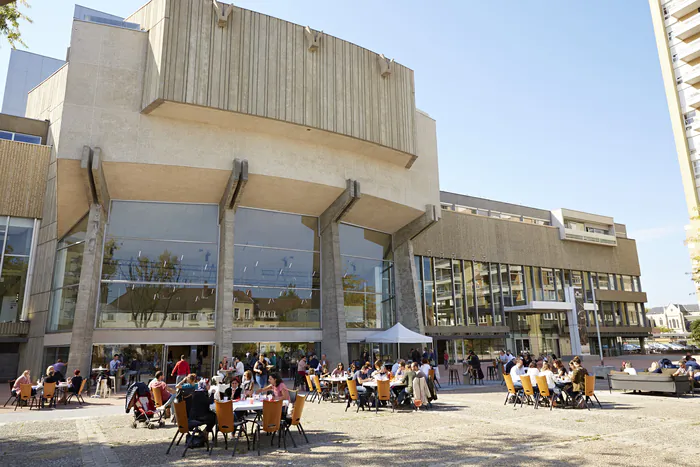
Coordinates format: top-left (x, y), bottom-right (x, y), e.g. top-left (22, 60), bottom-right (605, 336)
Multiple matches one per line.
top-left (628, 225), bottom-right (683, 243)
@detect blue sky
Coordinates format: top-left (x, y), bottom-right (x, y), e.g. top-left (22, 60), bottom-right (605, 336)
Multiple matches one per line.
top-left (0, 1), bottom-right (694, 306)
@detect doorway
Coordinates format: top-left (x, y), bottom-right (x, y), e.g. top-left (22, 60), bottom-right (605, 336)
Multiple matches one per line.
top-left (163, 345), bottom-right (214, 383)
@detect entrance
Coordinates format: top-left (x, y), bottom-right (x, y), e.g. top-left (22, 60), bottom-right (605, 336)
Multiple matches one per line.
top-left (163, 345), bottom-right (215, 383)
top-left (515, 339), bottom-right (531, 355)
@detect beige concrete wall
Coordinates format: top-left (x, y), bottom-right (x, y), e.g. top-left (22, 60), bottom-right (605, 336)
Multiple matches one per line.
top-left (0, 140), bottom-right (50, 218)
top-left (132, 0), bottom-right (417, 161)
top-left (45, 19), bottom-right (439, 233)
top-left (413, 210), bottom-right (643, 275)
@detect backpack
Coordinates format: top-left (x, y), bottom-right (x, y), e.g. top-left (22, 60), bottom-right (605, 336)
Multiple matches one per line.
top-left (185, 428), bottom-right (206, 448)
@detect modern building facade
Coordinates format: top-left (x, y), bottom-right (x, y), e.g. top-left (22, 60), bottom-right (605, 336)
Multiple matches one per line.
top-left (649, 0), bottom-right (700, 302)
top-left (1, 1), bottom-right (649, 382)
top-left (1, 50), bottom-right (65, 117)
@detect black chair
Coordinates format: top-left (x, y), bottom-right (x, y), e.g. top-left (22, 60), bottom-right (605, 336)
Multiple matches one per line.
top-left (3, 380), bottom-right (16, 407)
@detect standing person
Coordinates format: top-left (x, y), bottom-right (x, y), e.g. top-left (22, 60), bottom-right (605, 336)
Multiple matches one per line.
top-left (53, 358), bottom-right (67, 377)
top-left (361, 349), bottom-right (370, 364)
top-left (443, 350), bottom-right (450, 368)
top-left (319, 354), bottom-right (330, 371)
top-left (233, 356), bottom-right (245, 378)
top-left (308, 354), bottom-right (319, 372)
top-left (297, 355), bottom-right (308, 390)
top-left (171, 355), bottom-right (191, 385)
top-left (411, 348), bottom-right (421, 364)
top-left (270, 352), bottom-right (278, 369)
top-left (253, 354), bottom-right (268, 389)
top-left (109, 355), bottom-right (121, 377)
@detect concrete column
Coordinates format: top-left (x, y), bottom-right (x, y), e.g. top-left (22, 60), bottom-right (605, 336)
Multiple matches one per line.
top-left (67, 204), bottom-right (105, 376)
top-left (392, 205), bottom-right (439, 334)
top-left (320, 221), bottom-right (349, 366)
top-left (215, 208), bottom-right (235, 361)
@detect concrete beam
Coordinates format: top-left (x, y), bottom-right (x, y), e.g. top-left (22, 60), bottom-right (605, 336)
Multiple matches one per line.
top-left (392, 205), bottom-right (440, 334)
top-left (320, 179), bottom-right (360, 233)
top-left (219, 159), bottom-right (248, 221)
top-left (91, 147), bottom-right (111, 215)
top-left (80, 146), bottom-right (97, 205)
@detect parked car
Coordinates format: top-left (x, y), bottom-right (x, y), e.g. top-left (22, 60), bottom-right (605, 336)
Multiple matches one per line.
top-left (622, 344), bottom-right (641, 354)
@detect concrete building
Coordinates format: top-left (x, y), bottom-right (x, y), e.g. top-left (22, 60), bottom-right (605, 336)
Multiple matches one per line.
top-left (649, 0), bottom-right (700, 302)
top-left (0, 1), bottom-right (649, 382)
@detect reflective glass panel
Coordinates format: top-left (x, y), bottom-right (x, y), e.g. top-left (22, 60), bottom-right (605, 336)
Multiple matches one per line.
top-left (58, 216), bottom-right (88, 249)
top-left (344, 292), bottom-right (391, 329)
top-left (532, 267), bottom-right (544, 301)
top-left (4, 217), bottom-right (33, 256)
top-left (98, 283), bottom-right (216, 328)
top-left (47, 285), bottom-right (79, 332)
top-left (341, 256), bottom-right (391, 295)
top-left (234, 246), bottom-right (319, 289)
top-left (626, 303), bottom-right (639, 325)
top-left (554, 269), bottom-right (565, 301)
top-left (490, 263), bottom-right (503, 316)
top-left (13, 133), bottom-right (42, 144)
top-left (231, 287), bottom-right (320, 328)
top-left (434, 258), bottom-right (454, 326)
top-left (620, 275), bottom-right (633, 292)
top-left (453, 260), bottom-right (464, 325)
top-left (464, 261), bottom-right (476, 325)
top-left (474, 262), bottom-right (491, 320)
top-left (0, 256), bottom-right (29, 322)
top-left (234, 208), bottom-right (319, 251)
top-left (633, 277), bottom-right (641, 292)
top-left (102, 238), bottom-right (218, 284)
top-left (423, 257), bottom-right (435, 327)
top-left (524, 266), bottom-right (534, 303)
top-left (601, 301), bottom-right (615, 325)
top-left (108, 202), bottom-right (218, 242)
top-left (510, 265), bottom-right (526, 306)
top-left (339, 224), bottom-right (391, 259)
top-left (542, 268), bottom-right (556, 301)
top-left (597, 273), bottom-right (609, 290)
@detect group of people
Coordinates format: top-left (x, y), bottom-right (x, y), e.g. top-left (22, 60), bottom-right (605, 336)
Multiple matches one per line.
top-left (621, 353), bottom-right (700, 386)
top-left (507, 355), bottom-right (589, 406)
top-left (12, 360), bottom-right (84, 406)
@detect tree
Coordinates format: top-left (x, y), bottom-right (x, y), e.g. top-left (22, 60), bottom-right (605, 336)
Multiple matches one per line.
top-left (690, 320), bottom-right (700, 345)
top-left (658, 326), bottom-right (672, 333)
top-left (0, 1), bottom-right (31, 48)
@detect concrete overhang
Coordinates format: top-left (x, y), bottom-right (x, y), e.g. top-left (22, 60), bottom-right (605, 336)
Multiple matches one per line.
top-left (669, 0), bottom-right (700, 19)
top-left (504, 301), bottom-right (574, 313)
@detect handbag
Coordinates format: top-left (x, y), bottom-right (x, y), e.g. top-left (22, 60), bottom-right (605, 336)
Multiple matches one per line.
top-left (185, 428), bottom-right (206, 448)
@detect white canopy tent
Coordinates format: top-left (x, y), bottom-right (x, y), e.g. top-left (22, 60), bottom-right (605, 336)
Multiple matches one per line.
top-left (362, 323), bottom-right (432, 344)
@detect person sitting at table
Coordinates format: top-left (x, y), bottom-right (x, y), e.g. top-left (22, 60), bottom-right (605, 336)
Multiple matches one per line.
top-left (553, 359), bottom-right (567, 378)
top-left (394, 361), bottom-right (406, 380)
top-left (466, 350), bottom-right (481, 380)
top-left (566, 357), bottom-right (588, 403)
top-left (256, 373), bottom-right (291, 402)
top-left (372, 360), bottom-right (388, 380)
top-left (419, 359), bottom-right (432, 378)
top-left (526, 362), bottom-right (540, 387)
top-left (509, 358), bottom-right (527, 390)
top-left (241, 370), bottom-right (255, 397)
top-left (648, 361), bottom-right (662, 374)
top-left (175, 373), bottom-right (198, 391)
top-left (673, 360), bottom-right (690, 378)
top-left (149, 371), bottom-right (175, 411)
top-left (233, 356), bottom-right (245, 379)
top-left (331, 363), bottom-right (345, 377)
top-left (58, 369), bottom-right (84, 404)
top-left (623, 362), bottom-right (637, 376)
top-left (353, 364), bottom-right (373, 395)
top-left (41, 366), bottom-right (61, 384)
top-left (11, 369), bottom-right (33, 397)
top-left (320, 364), bottom-right (331, 378)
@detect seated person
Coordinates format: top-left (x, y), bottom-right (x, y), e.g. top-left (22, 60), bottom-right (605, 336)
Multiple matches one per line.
top-left (394, 361), bottom-right (407, 381)
top-left (149, 371), bottom-right (175, 410)
top-left (648, 361), bottom-right (662, 374)
top-left (175, 373), bottom-right (198, 391)
top-left (241, 370), bottom-right (255, 397)
top-left (466, 350), bottom-right (481, 378)
top-left (526, 362), bottom-right (540, 387)
top-left (59, 369), bottom-right (84, 404)
top-left (538, 363), bottom-right (557, 392)
top-left (42, 366), bottom-right (61, 385)
top-left (12, 370), bottom-right (34, 397)
top-left (509, 358), bottom-right (526, 389)
top-left (566, 357), bottom-right (588, 400)
top-left (354, 364), bottom-right (373, 394)
top-left (372, 360), bottom-right (388, 380)
top-left (623, 362), bottom-right (637, 376)
top-left (256, 373), bottom-right (290, 402)
top-left (553, 359), bottom-right (568, 379)
top-left (331, 363), bottom-right (345, 377)
top-left (419, 359), bottom-right (432, 378)
top-left (672, 361), bottom-right (690, 378)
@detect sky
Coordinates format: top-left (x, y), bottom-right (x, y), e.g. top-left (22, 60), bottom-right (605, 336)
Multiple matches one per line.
top-left (0, 0), bottom-right (695, 307)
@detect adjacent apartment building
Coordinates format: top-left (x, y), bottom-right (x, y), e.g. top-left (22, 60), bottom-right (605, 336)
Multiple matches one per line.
top-left (649, 0), bottom-right (700, 301)
top-left (0, 0), bottom-right (650, 382)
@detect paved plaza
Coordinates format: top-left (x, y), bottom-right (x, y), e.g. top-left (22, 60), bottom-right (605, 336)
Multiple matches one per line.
top-left (1, 381), bottom-right (698, 467)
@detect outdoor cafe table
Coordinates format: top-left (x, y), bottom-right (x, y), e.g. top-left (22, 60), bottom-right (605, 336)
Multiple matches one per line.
top-left (321, 376), bottom-right (347, 402)
top-left (209, 398), bottom-right (289, 414)
top-left (361, 380), bottom-right (405, 388)
top-left (32, 382), bottom-right (70, 405)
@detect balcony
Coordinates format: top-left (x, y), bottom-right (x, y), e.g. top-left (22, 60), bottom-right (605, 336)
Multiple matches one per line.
top-left (681, 64), bottom-right (700, 85)
top-left (678, 39), bottom-right (700, 62)
top-left (0, 321), bottom-right (30, 338)
top-left (562, 228), bottom-right (617, 246)
top-left (669, 0), bottom-right (700, 19)
top-left (676, 12), bottom-right (700, 40)
top-left (686, 91), bottom-right (700, 109)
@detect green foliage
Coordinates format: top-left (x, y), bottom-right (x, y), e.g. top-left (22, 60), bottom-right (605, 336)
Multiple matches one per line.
top-left (0, 1), bottom-right (31, 48)
top-left (658, 326), bottom-right (672, 333)
top-left (690, 320), bottom-right (700, 344)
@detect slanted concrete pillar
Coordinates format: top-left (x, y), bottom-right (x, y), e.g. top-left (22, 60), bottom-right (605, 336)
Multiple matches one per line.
top-left (320, 180), bottom-right (360, 366)
top-left (215, 159), bottom-right (247, 362)
top-left (66, 203), bottom-right (105, 376)
top-left (392, 205), bottom-right (440, 334)
top-left (67, 147), bottom-right (110, 376)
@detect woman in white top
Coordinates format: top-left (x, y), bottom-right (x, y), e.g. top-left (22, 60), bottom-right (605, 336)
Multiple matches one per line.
top-left (623, 362), bottom-right (637, 376)
top-left (420, 359), bottom-right (432, 377)
top-left (538, 362), bottom-right (556, 390)
top-left (526, 362), bottom-right (540, 386)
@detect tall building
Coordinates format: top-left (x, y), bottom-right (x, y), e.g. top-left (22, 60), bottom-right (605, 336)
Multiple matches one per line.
top-left (0, 1), bottom-right (649, 382)
top-left (649, 0), bottom-right (700, 300)
top-left (1, 50), bottom-right (64, 117)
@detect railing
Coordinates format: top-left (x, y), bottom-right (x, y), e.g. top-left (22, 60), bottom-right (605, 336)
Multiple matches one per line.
top-left (0, 321), bottom-right (30, 336)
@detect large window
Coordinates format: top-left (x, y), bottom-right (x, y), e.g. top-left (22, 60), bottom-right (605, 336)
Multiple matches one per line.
top-left (43, 346), bottom-right (70, 374)
top-left (464, 261), bottom-right (476, 325)
top-left (234, 208), bottom-right (320, 328)
top-left (98, 202), bottom-right (218, 328)
top-left (340, 224), bottom-right (394, 329)
top-left (422, 257), bottom-right (435, 326)
top-left (0, 216), bottom-right (35, 323)
top-left (510, 265), bottom-right (526, 306)
top-left (434, 259), bottom-right (454, 326)
top-left (47, 217), bottom-right (87, 332)
top-left (541, 268), bottom-right (556, 301)
top-left (474, 262), bottom-right (493, 326)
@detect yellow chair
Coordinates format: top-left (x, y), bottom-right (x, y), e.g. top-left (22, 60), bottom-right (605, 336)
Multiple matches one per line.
top-left (252, 400), bottom-right (284, 455)
top-left (41, 382), bottom-right (57, 409)
top-left (502, 374), bottom-right (522, 408)
top-left (518, 376), bottom-right (536, 408)
top-left (167, 400), bottom-right (208, 457)
top-left (15, 383), bottom-right (36, 411)
top-left (345, 378), bottom-right (366, 412)
top-left (281, 396), bottom-right (309, 447)
top-left (66, 379), bottom-right (87, 405)
top-left (376, 379), bottom-right (392, 413)
top-left (304, 374), bottom-right (316, 402)
top-left (582, 375), bottom-right (602, 409)
top-left (211, 400), bottom-right (249, 456)
top-left (535, 376), bottom-right (555, 410)
top-left (311, 374), bottom-right (328, 403)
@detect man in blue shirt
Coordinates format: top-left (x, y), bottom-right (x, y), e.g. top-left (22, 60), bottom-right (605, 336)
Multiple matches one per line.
top-left (109, 355), bottom-right (120, 376)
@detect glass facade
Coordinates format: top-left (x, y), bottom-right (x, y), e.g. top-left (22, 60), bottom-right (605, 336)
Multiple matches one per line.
top-left (340, 223), bottom-right (394, 329)
top-left (43, 346), bottom-right (70, 374)
top-left (97, 202), bottom-right (218, 328)
top-left (0, 216), bottom-right (35, 323)
top-left (47, 217), bottom-right (87, 332)
top-left (234, 208), bottom-right (320, 328)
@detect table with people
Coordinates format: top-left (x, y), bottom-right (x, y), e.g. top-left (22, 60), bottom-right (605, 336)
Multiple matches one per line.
top-left (10, 363), bottom-right (86, 409)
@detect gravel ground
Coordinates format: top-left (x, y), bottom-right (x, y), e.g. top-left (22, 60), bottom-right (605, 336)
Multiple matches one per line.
top-left (1, 386), bottom-right (699, 467)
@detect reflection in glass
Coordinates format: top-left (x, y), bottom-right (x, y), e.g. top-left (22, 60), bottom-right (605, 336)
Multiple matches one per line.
top-left (542, 268), bottom-right (555, 301)
top-left (58, 216), bottom-right (88, 248)
top-left (342, 257), bottom-right (391, 295)
top-left (423, 257), bottom-right (435, 327)
top-left (4, 217), bottom-right (34, 256)
top-left (464, 261), bottom-right (476, 325)
top-left (554, 269), bottom-right (565, 301)
top-left (524, 266), bottom-right (534, 303)
top-left (453, 260), bottom-right (464, 325)
top-left (232, 287), bottom-right (320, 328)
top-left (626, 303), bottom-right (639, 325)
top-left (532, 267), bottom-right (543, 301)
top-left (490, 264), bottom-right (503, 317)
top-left (0, 256), bottom-right (29, 322)
top-left (48, 285), bottom-right (79, 332)
top-left (474, 262), bottom-right (491, 324)
top-left (597, 273), bottom-right (609, 290)
top-left (510, 265), bottom-right (526, 306)
top-left (103, 238), bottom-right (218, 284)
top-left (344, 292), bottom-right (392, 329)
top-left (108, 202), bottom-right (218, 242)
top-left (620, 275), bottom-right (633, 292)
top-left (98, 283), bottom-right (216, 328)
top-left (434, 259), bottom-right (454, 326)
top-left (234, 246), bottom-right (319, 289)
top-left (601, 301), bottom-right (615, 326)
top-left (234, 208), bottom-right (319, 252)
top-left (339, 224), bottom-right (391, 259)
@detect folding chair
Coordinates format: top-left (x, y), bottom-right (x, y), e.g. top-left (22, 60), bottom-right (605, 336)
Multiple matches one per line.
top-left (66, 379), bottom-right (88, 405)
top-left (518, 377), bottom-right (536, 408)
top-left (304, 374), bottom-right (316, 402)
top-left (167, 400), bottom-right (210, 457)
top-left (503, 375), bottom-right (522, 408)
top-left (311, 375), bottom-right (329, 403)
top-left (535, 376), bottom-right (555, 410)
top-left (14, 383), bottom-right (36, 411)
top-left (280, 396), bottom-right (309, 447)
top-left (375, 380), bottom-right (392, 413)
top-left (210, 400), bottom-right (249, 456)
top-left (428, 369), bottom-right (441, 389)
top-left (251, 400), bottom-right (284, 455)
top-left (582, 375), bottom-right (602, 410)
top-left (41, 382), bottom-right (57, 409)
top-left (4, 380), bottom-right (17, 407)
top-left (345, 379), bottom-right (367, 412)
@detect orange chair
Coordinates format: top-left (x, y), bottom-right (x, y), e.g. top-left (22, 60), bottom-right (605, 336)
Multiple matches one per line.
top-left (211, 400), bottom-right (249, 456)
top-left (167, 400), bottom-right (209, 457)
top-left (503, 374), bottom-right (522, 408)
top-left (375, 380), bottom-right (393, 413)
top-left (345, 378), bottom-right (366, 412)
top-left (280, 396), bottom-right (309, 447)
top-left (535, 376), bottom-right (555, 410)
top-left (15, 383), bottom-right (36, 411)
top-left (41, 382), bottom-right (57, 409)
top-left (66, 379), bottom-right (87, 405)
top-left (252, 400), bottom-right (284, 455)
top-left (582, 375), bottom-right (602, 410)
top-left (304, 374), bottom-right (316, 402)
top-left (311, 375), bottom-right (329, 403)
top-left (518, 376), bottom-right (536, 408)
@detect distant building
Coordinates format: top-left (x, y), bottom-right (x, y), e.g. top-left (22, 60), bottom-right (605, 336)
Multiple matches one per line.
top-left (646, 303), bottom-right (700, 337)
top-left (1, 50), bottom-right (64, 117)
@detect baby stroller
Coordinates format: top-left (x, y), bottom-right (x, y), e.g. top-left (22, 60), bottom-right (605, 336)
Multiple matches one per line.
top-left (125, 382), bottom-right (165, 429)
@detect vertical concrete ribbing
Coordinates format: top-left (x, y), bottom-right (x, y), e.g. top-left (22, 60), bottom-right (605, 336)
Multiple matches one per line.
top-left (393, 240), bottom-right (424, 333)
top-left (320, 221), bottom-right (348, 366)
top-left (215, 208), bottom-right (235, 360)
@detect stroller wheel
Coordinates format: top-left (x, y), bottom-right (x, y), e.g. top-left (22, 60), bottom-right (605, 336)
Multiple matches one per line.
top-left (131, 421), bottom-right (137, 429)
top-left (159, 421), bottom-right (165, 427)
top-left (148, 423), bottom-right (156, 429)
